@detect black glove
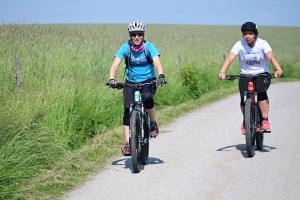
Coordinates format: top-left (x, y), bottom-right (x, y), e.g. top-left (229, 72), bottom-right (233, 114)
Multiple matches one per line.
top-left (108, 79), bottom-right (117, 87)
top-left (156, 74), bottom-right (165, 87)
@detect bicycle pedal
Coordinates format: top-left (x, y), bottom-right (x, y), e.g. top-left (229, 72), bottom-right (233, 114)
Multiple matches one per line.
top-left (261, 130), bottom-right (271, 133)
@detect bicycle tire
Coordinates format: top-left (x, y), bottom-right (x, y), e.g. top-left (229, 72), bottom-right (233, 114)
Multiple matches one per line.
top-left (244, 98), bottom-right (255, 157)
top-left (141, 143), bottom-right (148, 165)
top-left (141, 114), bottom-right (149, 165)
top-left (130, 110), bottom-right (142, 173)
top-left (256, 132), bottom-right (264, 150)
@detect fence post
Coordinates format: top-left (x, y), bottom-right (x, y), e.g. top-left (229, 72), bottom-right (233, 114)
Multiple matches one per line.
top-left (15, 58), bottom-right (22, 98)
top-left (177, 56), bottom-right (181, 71)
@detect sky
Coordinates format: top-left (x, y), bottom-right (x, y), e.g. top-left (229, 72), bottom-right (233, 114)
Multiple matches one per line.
top-left (1, 0), bottom-right (299, 27)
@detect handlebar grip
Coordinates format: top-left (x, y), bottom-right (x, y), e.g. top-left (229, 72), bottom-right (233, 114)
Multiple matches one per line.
top-left (270, 74), bottom-right (283, 78)
top-left (225, 75), bottom-right (236, 81)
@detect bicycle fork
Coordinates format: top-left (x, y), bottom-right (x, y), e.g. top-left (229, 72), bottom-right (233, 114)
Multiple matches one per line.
top-left (141, 105), bottom-right (150, 144)
top-left (130, 103), bottom-right (148, 146)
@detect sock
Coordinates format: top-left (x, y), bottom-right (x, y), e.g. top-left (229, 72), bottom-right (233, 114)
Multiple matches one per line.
top-left (263, 117), bottom-right (268, 121)
top-left (150, 119), bottom-right (156, 124)
top-left (125, 141), bottom-right (129, 146)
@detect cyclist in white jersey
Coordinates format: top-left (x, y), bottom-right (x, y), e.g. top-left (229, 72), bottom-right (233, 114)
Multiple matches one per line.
top-left (218, 22), bottom-right (283, 134)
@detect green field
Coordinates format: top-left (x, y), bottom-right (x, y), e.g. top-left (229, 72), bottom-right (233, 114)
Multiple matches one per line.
top-left (0, 23), bottom-right (299, 199)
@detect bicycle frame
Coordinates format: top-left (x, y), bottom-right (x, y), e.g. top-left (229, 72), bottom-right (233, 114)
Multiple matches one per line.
top-left (130, 87), bottom-right (148, 144)
top-left (106, 80), bottom-right (162, 172)
top-left (227, 74), bottom-right (274, 130)
top-left (244, 78), bottom-right (260, 130)
top-left (226, 73), bottom-right (274, 157)
top-left (128, 85), bottom-right (150, 173)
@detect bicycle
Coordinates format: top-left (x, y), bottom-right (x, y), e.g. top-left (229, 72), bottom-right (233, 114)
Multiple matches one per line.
top-left (106, 79), bottom-right (166, 173)
top-left (225, 73), bottom-right (275, 157)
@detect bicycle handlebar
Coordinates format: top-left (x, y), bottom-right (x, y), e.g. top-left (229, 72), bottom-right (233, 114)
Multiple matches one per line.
top-left (225, 73), bottom-right (278, 81)
top-left (106, 80), bottom-right (167, 90)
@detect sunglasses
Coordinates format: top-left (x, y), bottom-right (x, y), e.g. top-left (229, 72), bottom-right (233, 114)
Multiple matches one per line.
top-left (130, 33), bottom-right (144, 37)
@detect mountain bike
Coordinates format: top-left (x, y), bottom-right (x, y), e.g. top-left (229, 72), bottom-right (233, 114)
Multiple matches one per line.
top-left (106, 79), bottom-right (166, 173)
top-left (226, 73), bottom-right (275, 157)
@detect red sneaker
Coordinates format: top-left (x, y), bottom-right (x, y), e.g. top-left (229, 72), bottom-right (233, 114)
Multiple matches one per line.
top-left (241, 122), bottom-right (246, 135)
top-left (122, 145), bottom-right (131, 156)
top-left (150, 120), bottom-right (159, 138)
top-left (261, 120), bottom-right (271, 131)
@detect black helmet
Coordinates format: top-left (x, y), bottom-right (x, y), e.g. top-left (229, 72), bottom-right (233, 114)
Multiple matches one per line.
top-left (241, 22), bottom-right (258, 35)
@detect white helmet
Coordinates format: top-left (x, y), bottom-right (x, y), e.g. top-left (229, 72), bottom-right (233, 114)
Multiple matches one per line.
top-left (127, 21), bottom-right (146, 33)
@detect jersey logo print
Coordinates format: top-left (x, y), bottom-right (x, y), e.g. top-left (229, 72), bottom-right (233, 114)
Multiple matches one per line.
top-left (244, 51), bottom-right (260, 65)
top-left (246, 57), bottom-right (260, 65)
top-left (130, 54), bottom-right (147, 65)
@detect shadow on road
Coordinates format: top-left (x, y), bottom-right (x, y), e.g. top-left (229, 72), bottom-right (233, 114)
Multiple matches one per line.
top-left (111, 157), bottom-right (164, 173)
top-left (216, 144), bottom-right (277, 158)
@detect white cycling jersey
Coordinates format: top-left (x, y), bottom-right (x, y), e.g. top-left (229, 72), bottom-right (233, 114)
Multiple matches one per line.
top-left (231, 38), bottom-right (272, 75)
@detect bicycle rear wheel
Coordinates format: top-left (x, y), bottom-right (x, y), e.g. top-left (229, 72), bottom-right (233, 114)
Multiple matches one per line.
top-left (255, 107), bottom-right (264, 150)
top-left (141, 142), bottom-right (149, 165)
top-left (130, 110), bottom-right (142, 173)
top-left (141, 114), bottom-right (149, 165)
top-left (256, 132), bottom-right (264, 150)
top-left (244, 98), bottom-right (255, 157)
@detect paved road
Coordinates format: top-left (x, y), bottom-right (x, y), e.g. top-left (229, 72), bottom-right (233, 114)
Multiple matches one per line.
top-left (64, 82), bottom-right (300, 200)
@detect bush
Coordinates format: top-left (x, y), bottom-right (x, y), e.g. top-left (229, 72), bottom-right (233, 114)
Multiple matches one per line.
top-left (180, 65), bottom-right (201, 99)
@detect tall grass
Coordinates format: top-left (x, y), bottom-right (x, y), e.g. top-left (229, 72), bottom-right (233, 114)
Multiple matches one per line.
top-left (0, 23), bottom-right (299, 199)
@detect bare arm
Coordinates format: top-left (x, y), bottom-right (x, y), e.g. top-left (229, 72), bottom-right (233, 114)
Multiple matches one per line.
top-left (265, 51), bottom-right (283, 77)
top-left (109, 57), bottom-right (122, 80)
top-left (218, 52), bottom-right (237, 79)
top-left (152, 56), bottom-right (164, 75)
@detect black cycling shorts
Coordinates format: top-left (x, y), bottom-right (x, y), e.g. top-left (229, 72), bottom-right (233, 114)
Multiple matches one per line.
top-left (239, 73), bottom-right (271, 106)
top-left (123, 78), bottom-right (157, 126)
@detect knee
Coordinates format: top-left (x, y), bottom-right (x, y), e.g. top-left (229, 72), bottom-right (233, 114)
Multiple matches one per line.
top-left (258, 92), bottom-right (268, 102)
top-left (240, 100), bottom-right (245, 107)
top-left (142, 91), bottom-right (153, 101)
top-left (142, 91), bottom-right (155, 109)
top-left (144, 98), bottom-right (154, 109)
top-left (240, 93), bottom-right (245, 106)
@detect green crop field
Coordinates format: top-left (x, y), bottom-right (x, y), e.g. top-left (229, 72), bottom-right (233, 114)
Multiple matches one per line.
top-left (0, 23), bottom-right (299, 199)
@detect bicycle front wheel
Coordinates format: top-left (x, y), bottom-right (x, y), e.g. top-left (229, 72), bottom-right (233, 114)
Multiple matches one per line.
top-left (244, 98), bottom-right (255, 157)
top-left (130, 110), bottom-right (142, 173)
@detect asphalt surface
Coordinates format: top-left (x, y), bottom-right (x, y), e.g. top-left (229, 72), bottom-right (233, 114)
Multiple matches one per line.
top-left (64, 82), bottom-right (300, 200)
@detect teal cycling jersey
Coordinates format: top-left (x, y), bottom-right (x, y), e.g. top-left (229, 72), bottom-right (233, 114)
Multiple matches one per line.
top-left (115, 41), bottom-right (160, 83)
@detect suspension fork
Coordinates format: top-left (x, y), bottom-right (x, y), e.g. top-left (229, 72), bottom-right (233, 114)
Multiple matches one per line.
top-left (131, 90), bottom-right (146, 144)
top-left (141, 104), bottom-right (145, 140)
top-left (142, 112), bottom-right (150, 144)
top-left (129, 103), bottom-right (144, 143)
top-left (253, 99), bottom-right (260, 128)
top-left (248, 80), bottom-right (260, 128)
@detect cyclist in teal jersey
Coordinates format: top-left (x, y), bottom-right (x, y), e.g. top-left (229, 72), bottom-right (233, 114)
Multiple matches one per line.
top-left (107, 21), bottom-right (165, 156)
top-left (218, 22), bottom-right (283, 135)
